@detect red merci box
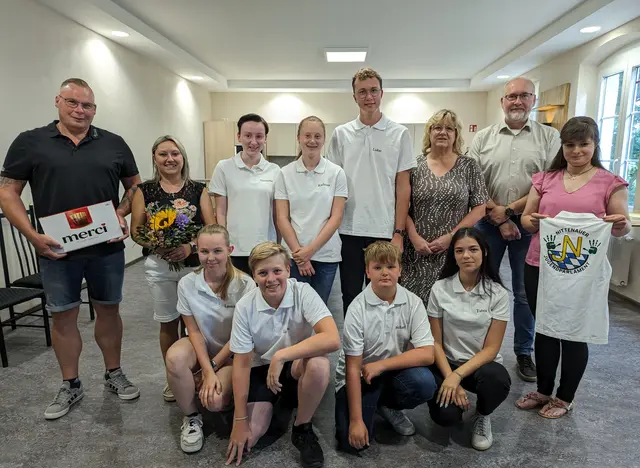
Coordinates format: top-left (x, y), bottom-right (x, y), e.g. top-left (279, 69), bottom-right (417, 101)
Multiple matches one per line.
top-left (65, 207), bottom-right (93, 229)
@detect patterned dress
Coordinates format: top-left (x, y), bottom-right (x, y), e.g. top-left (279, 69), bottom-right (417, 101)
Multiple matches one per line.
top-left (401, 154), bottom-right (488, 303)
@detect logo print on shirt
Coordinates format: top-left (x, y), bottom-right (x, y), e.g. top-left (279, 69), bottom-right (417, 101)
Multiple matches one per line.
top-left (318, 183), bottom-right (331, 187)
top-left (543, 230), bottom-right (601, 274)
top-left (373, 148), bottom-right (382, 153)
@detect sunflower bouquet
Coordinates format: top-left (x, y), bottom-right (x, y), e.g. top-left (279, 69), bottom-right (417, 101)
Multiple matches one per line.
top-left (135, 199), bottom-right (202, 271)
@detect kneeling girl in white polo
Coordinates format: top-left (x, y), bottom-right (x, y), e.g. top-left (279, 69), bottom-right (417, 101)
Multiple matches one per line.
top-left (334, 241), bottom-right (437, 454)
top-left (226, 242), bottom-right (340, 468)
top-left (165, 225), bottom-right (256, 453)
top-left (426, 227), bottom-right (511, 451)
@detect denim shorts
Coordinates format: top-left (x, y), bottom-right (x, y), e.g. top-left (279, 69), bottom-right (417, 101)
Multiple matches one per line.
top-left (38, 250), bottom-right (125, 312)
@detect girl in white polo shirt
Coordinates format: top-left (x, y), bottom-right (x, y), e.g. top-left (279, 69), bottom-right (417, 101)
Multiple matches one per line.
top-left (209, 113), bottom-right (281, 276)
top-left (164, 224), bottom-right (256, 454)
top-left (226, 242), bottom-right (340, 468)
top-left (275, 116), bottom-right (348, 304)
top-left (427, 227), bottom-right (511, 451)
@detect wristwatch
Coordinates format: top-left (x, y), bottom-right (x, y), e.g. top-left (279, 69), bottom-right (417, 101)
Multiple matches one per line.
top-left (394, 229), bottom-right (406, 237)
top-left (189, 241), bottom-right (197, 254)
top-left (504, 206), bottom-right (515, 218)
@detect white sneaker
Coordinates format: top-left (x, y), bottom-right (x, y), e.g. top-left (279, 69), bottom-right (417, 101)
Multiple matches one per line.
top-left (181, 414), bottom-right (204, 453)
top-left (471, 414), bottom-right (493, 451)
top-left (377, 406), bottom-right (416, 436)
top-left (163, 382), bottom-right (176, 402)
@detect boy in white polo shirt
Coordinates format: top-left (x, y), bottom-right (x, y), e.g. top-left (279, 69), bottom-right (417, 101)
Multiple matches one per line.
top-left (209, 113), bottom-right (281, 276)
top-left (327, 67), bottom-right (416, 316)
top-left (334, 241), bottom-right (437, 454)
top-left (227, 242), bottom-right (340, 468)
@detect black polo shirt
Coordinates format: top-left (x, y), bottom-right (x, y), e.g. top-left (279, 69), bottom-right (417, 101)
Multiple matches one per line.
top-left (1, 121), bottom-right (139, 258)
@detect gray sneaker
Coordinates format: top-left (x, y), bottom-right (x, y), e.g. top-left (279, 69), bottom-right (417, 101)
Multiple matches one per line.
top-left (105, 369), bottom-right (140, 400)
top-left (471, 414), bottom-right (493, 451)
top-left (44, 381), bottom-right (84, 420)
top-left (377, 406), bottom-right (416, 436)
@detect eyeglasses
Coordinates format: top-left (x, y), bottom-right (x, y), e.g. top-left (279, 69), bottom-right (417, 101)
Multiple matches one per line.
top-left (58, 96), bottom-right (97, 111)
top-left (504, 92), bottom-right (534, 102)
top-left (356, 87), bottom-right (381, 98)
top-left (431, 125), bottom-right (456, 133)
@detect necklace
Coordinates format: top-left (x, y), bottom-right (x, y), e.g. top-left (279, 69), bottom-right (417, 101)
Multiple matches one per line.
top-left (160, 180), bottom-right (185, 198)
top-left (565, 166), bottom-right (595, 180)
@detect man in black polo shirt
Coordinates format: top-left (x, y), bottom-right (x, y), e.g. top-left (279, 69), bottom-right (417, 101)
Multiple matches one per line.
top-left (0, 78), bottom-right (143, 420)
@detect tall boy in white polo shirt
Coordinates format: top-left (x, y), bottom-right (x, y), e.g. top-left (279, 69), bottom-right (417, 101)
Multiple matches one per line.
top-left (334, 241), bottom-right (436, 454)
top-left (327, 68), bottom-right (416, 316)
top-left (209, 113), bottom-right (281, 276)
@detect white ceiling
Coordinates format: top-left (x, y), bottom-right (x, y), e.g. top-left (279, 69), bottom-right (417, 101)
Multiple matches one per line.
top-left (36, 0), bottom-right (640, 92)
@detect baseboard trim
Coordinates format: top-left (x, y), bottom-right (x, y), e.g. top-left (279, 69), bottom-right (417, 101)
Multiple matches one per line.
top-left (125, 255), bottom-right (144, 268)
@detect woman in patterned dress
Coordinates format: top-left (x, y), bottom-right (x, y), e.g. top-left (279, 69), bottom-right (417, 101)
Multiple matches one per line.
top-left (402, 110), bottom-right (488, 304)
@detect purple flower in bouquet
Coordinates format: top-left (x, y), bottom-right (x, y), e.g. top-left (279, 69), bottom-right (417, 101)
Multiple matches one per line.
top-left (175, 213), bottom-right (190, 229)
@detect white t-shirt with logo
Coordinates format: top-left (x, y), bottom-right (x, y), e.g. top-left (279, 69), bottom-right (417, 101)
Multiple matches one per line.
top-left (177, 270), bottom-right (257, 356)
top-left (427, 275), bottom-right (509, 364)
top-left (230, 278), bottom-right (333, 367)
top-left (209, 153), bottom-right (280, 256)
top-left (537, 211), bottom-right (613, 344)
top-left (335, 284), bottom-right (435, 391)
top-left (327, 115), bottom-right (416, 238)
top-left (274, 157), bottom-right (348, 262)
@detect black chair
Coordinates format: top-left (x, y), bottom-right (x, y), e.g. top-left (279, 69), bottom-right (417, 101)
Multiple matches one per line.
top-left (5, 206), bottom-right (94, 322)
top-left (0, 210), bottom-right (50, 367)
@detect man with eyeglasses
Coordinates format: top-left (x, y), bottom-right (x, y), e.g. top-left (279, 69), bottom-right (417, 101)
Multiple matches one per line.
top-left (470, 77), bottom-right (560, 383)
top-left (327, 66), bottom-right (416, 436)
top-left (0, 78), bottom-right (142, 419)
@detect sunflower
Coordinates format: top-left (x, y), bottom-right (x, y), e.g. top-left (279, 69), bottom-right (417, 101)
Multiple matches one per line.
top-left (150, 208), bottom-right (177, 230)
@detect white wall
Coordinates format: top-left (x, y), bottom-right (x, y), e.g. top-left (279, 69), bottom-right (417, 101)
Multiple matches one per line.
top-left (210, 91), bottom-right (488, 152)
top-left (598, 40), bottom-right (640, 79)
top-left (0, 0), bottom-right (212, 268)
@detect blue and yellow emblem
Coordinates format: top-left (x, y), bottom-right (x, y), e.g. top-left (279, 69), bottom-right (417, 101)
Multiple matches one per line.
top-left (543, 233), bottom-right (601, 273)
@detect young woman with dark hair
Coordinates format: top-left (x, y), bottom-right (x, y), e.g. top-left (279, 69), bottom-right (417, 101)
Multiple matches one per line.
top-left (516, 116), bottom-right (630, 419)
top-left (427, 227), bottom-right (511, 451)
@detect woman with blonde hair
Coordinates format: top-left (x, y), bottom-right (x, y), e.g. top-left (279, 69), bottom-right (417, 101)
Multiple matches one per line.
top-left (130, 135), bottom-right (215, 401)
top-left (402, 110), bottom-right (488, 304)
top-left (275, 115), bottom-right (348, 303)
top-left (164, 224), bottom-right (255, 453)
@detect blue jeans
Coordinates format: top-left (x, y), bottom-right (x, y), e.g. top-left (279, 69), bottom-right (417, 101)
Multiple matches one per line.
top-left (290, 261), bottom-right (338, 304)
top-left (39, 250), bottom-right (125, 312)
top-left (334, 366), bottom-right (436, 453)
top-left (476, 216), bottom-right (534, 356)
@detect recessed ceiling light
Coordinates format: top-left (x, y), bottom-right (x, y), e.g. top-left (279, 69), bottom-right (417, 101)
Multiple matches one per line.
top-left (497, 75), bottom-right (510, 79)
top-left (325, 48), bottom-right (368, 63)
top-left (188, 76), bottom-right (204, 81)
top-left (111, 31), bottom-right (129, 37)
top-left (580, 26), bottom-right (601, 34)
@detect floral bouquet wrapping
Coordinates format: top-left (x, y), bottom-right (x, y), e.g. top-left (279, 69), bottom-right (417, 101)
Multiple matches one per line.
top-left (135, 198), bottom-right (202, 271)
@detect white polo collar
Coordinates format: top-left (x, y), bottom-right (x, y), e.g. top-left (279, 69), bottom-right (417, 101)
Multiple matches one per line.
top-left (363, 283), bottom-right (408, 306)
top-left (295, 156), bottom-right (327, 174)
top-left (499, 119), bottom-right (532, 135)
top-left (451, 274), bottom-right (487, 296)
top-left (353, 113), bottom-right (389, 132)
top-left (255, 280), bottom-right (295, 312)
top-left (194, 270), bottom-right (219, 298)
top-left (233, 152), bottom-right (268, 170)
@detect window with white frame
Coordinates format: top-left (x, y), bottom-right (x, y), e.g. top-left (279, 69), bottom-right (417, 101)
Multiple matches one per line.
top-left (597, 73), bottom-right (623, 173)
top-left (597, 51), bottom-right (640, 210)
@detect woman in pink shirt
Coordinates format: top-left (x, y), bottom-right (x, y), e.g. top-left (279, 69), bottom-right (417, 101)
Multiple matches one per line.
top-left (515, 117), bottom-right (630, 419)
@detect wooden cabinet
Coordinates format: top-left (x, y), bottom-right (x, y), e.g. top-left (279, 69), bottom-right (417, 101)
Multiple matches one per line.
top-left (204, 121), bottom-right (236, 179)
top-left (266, 124), bottom-right (297, 157)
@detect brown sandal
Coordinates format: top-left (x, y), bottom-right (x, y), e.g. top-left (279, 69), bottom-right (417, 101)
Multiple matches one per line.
top-left (538, 397), bottom-right (574, 419)
top-left (516, 392), bottom-right (551, 410)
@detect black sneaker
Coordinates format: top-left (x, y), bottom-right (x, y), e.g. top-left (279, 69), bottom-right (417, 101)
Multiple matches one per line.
top-left (291, 422), bottom-right (324, 468)
top-left (517, 355), bottom-right (537, 382)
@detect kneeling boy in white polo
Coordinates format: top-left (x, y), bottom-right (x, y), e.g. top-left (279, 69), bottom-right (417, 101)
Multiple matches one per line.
top-left (334, 241), bottom-right (437, 453)
top-left (227, 242), bottom-right (340, 468)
